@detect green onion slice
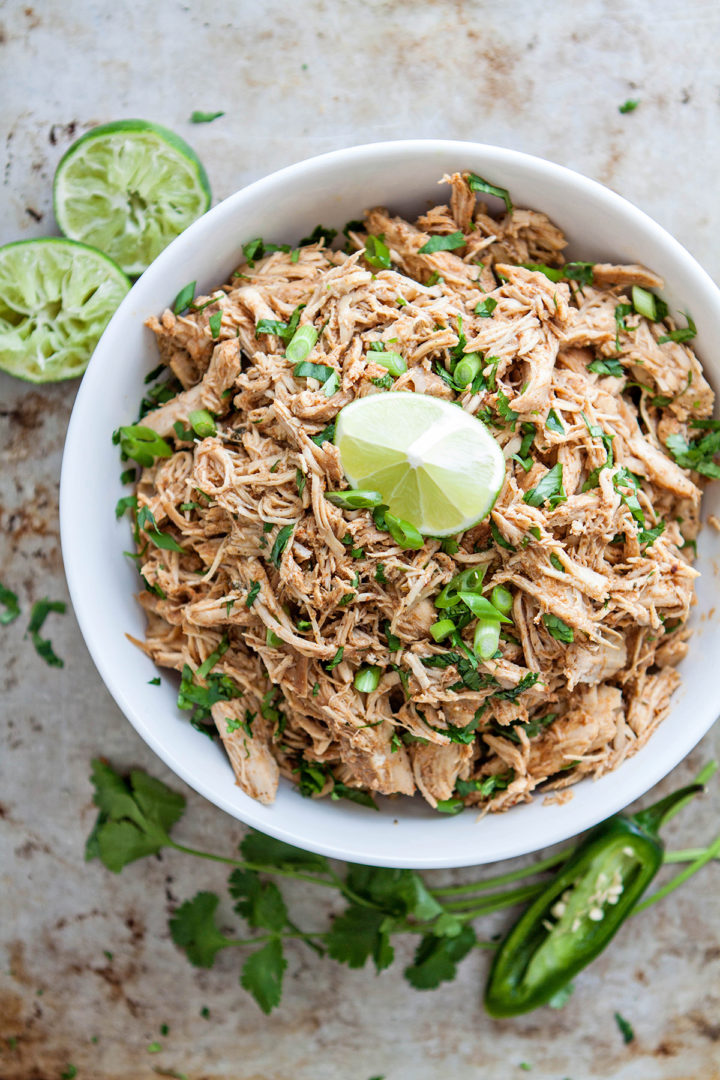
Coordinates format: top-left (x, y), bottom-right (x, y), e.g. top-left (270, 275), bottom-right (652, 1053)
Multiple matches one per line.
top-left (458, 591), bottom-right (512, 623)
top-left (435, 566), bottom-right (487, 609)
top-left (188, 409), bottom-right (217, 438)
top-left (354, 665), bottom-right (381, 693)
top-left (491, 585), bottom-right (513, 616)
top-left (473, 618), bottom-right (501, 660)
top-left (286, 324), bottom-right (318, 364)
top-left (325, 490), bottom-right (384, 510)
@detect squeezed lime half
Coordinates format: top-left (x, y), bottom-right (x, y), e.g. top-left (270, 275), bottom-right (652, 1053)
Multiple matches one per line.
top-left (334, 392), bottom-right (506, 536)
top-left (53, 119), bottom-right (211, 276)
top-left (0, 238), bottom-right (130, 383)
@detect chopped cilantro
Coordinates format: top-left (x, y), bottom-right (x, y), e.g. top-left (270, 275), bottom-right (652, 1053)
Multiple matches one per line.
top-left (27, 598), bottom-right (66, 667)
top-left (311, 421), bottom-right (336, 446)
top-left (270, 526), bottom-right (294, 567)
top-left (588, 357), bottom-right (624, 376)
top-left (299, 224), bottom-right (337, 247)
top-left (190, 110), bottom-right (225, 123)
top-left (614, 1011), bottom-right (635, 1044)
top-left (0, 582), bottom-right (21, 625)
top-left (545, 409), bottom-right (565, 435)
top-left (658, 313), bottom-right (697, 344)
top-left (522, 463), bottom-right (566, 508)
top-left (618, 99), bottom-right (639, 114)
top-left (542, 613), bottom-right (574, 643)
top-left (418, 230), bottom-right (465, 254)
top-left (475, 297), bottom-right (498, 318)
top-left (326, 646), bottom-right (344, 671)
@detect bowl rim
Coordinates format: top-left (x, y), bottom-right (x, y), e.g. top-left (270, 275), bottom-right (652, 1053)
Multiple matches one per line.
top-left (61, 138), bottom-right (720, 868)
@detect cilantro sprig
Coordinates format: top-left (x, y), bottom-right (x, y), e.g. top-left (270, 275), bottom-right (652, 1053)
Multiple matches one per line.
top-left (86, 760), bottom-right (719, 1018)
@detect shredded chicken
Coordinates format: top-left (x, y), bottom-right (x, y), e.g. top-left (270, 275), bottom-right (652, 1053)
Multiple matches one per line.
top-left (130, 171), bottom-right (714, 814)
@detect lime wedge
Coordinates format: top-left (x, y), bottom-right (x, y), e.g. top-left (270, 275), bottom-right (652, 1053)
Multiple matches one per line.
top-left (0, 238), bottom-right (130, 383)
top-left (334, 393), bottom-right (506, 536)
top-left (53, 119), bottom-right (211, 276)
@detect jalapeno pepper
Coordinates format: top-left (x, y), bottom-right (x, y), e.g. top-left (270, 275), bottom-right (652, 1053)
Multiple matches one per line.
top-left (484, 784), bottom-right (703, 1017)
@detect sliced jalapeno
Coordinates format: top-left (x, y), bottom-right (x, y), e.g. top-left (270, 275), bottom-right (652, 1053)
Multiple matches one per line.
top-left (484, 784), bottom-right (703, 1016)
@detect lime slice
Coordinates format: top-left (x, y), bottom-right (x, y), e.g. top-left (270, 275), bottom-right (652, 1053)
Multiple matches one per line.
top-left (0, 238), bottom-right (130, 383)
top-left (334, 393), bottom-right (506, 536)
top-left (53, 120), bottom-right (211, 276)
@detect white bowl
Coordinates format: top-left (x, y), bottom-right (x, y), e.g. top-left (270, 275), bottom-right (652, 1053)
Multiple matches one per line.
top-left (61, 140), bottom-right (720, 868)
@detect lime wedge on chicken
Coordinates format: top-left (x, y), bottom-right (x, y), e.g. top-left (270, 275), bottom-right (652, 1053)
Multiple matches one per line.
top-left (334, 393), bottom-right (506, 536)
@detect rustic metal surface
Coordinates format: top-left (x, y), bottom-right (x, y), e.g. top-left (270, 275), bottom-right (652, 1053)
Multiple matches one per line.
top-left (1, 0), bottom-right (720, 1077)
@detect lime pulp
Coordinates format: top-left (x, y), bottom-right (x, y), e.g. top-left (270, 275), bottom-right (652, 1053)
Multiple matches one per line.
top-left (53, 119), bottom-right (211, 276)
top-left (0, 238), bottom-right (130, 383)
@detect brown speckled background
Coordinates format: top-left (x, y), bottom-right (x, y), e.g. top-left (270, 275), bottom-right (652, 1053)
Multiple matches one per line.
top-left (1, 1), bottom-right (719, 1077)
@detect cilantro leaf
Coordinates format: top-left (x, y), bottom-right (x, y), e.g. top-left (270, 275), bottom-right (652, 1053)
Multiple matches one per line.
top-left (618, 99), bottom-right (639, 114)
top-left (588, 357), bottom-right (624, 377)
top-left (614, 1011), bottom-right (635, 1044)
top-left (299, 224), bottom-right (337, 247)
top-left (239, 831), bottom-right (330, 875)
top-left (545, 409), bottom-right (565, 435)
top-left (542, 613), bottom-right (574, 643)
top-left (27, 598), bottom-right (66, 667)
top-left (475, 297), bottom-right (498, 318)
top-left (666, 425), bottom-right (720, 479)
top-left (404, 924), bottom-right (476, 989)
top-left (170, 892), bottom-right (232, 968)
top-left (86, 760), bottom-right (186, 872)
top-left (658, 313), bottom-right (696, 344)
top-left (0, 582), bottom-right (20, 625)
top-left (270, 525), bottom-right (294, 567)
top-left (522, 463), bottom-right (566, 508)
top-left (418, 230), bottom-right (465, 254)
top-left (466, 174), bottom-right (513, 214)
top-left (345, 865), bottom-right (443, 921)
top-left (190, 110), bottom-right (225, 123)
top-left (228, 870), bottom-right (288, 932)
top-left (240, 939), bottom-right (287, 1014)
top-left (311, 421), bottom-right (336, 446)
top-left (327, 905), bottom-right (388, 969)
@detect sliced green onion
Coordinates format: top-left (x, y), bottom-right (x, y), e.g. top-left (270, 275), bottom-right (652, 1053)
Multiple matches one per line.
top-left (430, 618), bottom-right (456, 642)
top-left (188, 409), bottom-right (217, 438)
top-left (491, 585), bottom-right (513, 616)
top-left (374, 351), bottom-right (407, 377)
top-left (474, 618), bottom-right (501, 660)
top-left (286, 324), bottom-right (318, 364)
top-left (634, 287), bottom-right (660, 319)
top-left (385, 512), bottom-right (424, 549)
top-left (266, 628), bottom-right (284, 647)
top-left (453, 352), bottom-right (483, 388)
top-left (113, 424), bottom-right (173, 468)
top-left (325, 490), bottom-right (384, 510)
top-left (458, 591), bottom-right (512, 624)
top-left (354, 665), bottom-right (381, 693)
top-left (173, 280), bottom-right (196, 315)
top-left (435, 566), bottom-right (487, 609)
